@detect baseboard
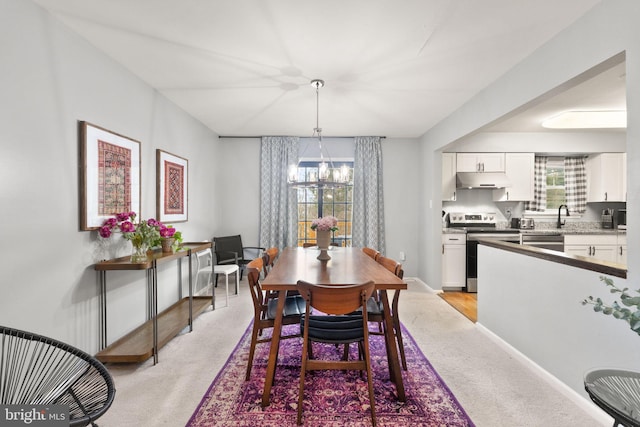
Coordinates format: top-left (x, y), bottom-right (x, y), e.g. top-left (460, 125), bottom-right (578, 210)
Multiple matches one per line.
top-left (405, 277), bottom-right (439, 294)
top-left (475, 322), bottom-right (613, 425)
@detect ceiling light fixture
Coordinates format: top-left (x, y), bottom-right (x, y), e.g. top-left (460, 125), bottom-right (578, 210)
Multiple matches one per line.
top-left (541, 110), bottom-right (627, 129)
top-left (288, 79), bottom-right (349, 188)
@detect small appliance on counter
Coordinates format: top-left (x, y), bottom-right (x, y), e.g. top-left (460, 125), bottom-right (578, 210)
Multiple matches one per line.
top-left (617, 209), bottom-right (627, 230)
top-left (601, 209), bottom-right (614, 229)
top-left (510, 218), bottom-right (521, 229)
top-left (520, 218), bottom-right (535, 229)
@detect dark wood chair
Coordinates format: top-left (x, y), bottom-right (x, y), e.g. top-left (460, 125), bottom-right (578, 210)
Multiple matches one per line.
top-left (262, 247), bottom-right (281, 301)
top-left (0, 325), bottom-right (116, 427)
top-left (366, 255), bottom-right (408, 370)
top-left (296, 280), bottom-right (377, 426)
top-left (362, 247), bottom-right (380, 261)
top-left (212, 235), bottom-right (264, 285)
top-left (245, 258), bottom-right (305, 381)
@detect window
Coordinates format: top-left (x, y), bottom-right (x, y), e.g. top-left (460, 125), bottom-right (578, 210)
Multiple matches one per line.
top-left (295, 161), bottom-right (353, 247)
top-left (545, 157), bottom-right (566, 210)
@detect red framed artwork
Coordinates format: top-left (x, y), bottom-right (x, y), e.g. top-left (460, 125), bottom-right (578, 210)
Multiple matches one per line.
top-left (156, 149), bottom-right (188, 222)
top-left (79, 121), bottom-right (141, 230)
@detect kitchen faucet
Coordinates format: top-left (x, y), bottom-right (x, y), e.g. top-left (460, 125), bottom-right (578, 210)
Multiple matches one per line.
top-left (557, 204), bottom-right (570, 228)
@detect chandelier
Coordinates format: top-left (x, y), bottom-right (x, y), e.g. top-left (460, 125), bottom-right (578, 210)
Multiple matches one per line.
top-left (288, 79), bottom-right (349, 189)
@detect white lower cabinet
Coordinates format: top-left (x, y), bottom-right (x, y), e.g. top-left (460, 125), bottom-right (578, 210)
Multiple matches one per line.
top-left (617, 234), bottom-right (627, 265)
top-left (564, 234), bottom-right (620, 264)
top-left (442, 233), bottom-right (466, 289)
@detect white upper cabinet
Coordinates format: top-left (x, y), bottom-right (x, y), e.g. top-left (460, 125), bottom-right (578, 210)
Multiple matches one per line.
top-left (493, 153), bottom-right (534, 201)
top-left (587, 153), bottom-right (627, 202)
top-left (442, 153), bottom-right (457, 201)
top-left (456, 153), bottom-right (505, 172)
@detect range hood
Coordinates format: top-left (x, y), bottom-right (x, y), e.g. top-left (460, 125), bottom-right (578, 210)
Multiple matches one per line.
top-left (456, 172), bottom-right (511, 189)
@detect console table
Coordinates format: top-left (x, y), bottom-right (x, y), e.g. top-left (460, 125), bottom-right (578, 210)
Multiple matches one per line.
top-left (94, 242), bottom-right (213, 365)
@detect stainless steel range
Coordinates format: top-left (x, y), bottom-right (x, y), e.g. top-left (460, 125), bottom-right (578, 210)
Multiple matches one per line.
top-left (448, 212), bottom-right (520, 292)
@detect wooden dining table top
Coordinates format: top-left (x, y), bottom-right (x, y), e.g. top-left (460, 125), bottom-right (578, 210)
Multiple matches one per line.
top-left (261, 247), bottom-right (407, 290)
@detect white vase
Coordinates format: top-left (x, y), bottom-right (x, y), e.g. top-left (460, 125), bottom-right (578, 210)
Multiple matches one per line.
top-left (316, 230), bottom-right (331, 261)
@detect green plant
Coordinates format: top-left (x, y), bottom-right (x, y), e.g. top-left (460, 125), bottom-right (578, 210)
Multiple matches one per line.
top-left (99, 212), bottom-right (181, 250)
top-left (171, 230), bottom-right (184, 251)
top-left (582, 276), bottom-right (640, 336)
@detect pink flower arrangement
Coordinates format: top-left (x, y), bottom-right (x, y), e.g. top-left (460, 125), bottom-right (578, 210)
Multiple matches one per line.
top-left (310, 216), bottom-right (339, 232)
top-left (98, 211), bottom-right (179, 248)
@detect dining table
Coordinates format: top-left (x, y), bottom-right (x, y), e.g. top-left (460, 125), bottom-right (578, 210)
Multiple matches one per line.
top-left (259, 246), bottom-right (408, 407)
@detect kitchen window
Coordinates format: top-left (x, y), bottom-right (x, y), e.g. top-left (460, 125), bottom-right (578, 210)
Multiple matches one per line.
top-left (545, 157), bottom-right (566, 210)
top-left (526, 155), bottom-right (586, 215)
top-left (295, 161), bottom-right (353, 247)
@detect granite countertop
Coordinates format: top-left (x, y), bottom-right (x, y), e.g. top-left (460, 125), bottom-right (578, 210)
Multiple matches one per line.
top-left (443, 227), bottom-right (626, 235)
top-left (519, 229), bottom-right (626, 235)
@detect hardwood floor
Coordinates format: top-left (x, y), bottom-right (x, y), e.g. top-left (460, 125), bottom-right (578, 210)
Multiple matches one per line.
top-left (438, 291), bottom-right (477, 322)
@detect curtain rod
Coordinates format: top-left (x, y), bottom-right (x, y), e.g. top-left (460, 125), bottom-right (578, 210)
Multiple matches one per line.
top-left (218, 135), bottom-right (386, 139)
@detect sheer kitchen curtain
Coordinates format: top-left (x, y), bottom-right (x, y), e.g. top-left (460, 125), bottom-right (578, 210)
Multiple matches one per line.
top-left (564, 156), bottom-right (587, 214)
top-left (259, 136), bottom-right (299, 249)
top-left (351, 136), bottom-right (385, 253)
top-left (524, 156), bottom-right (548, 212)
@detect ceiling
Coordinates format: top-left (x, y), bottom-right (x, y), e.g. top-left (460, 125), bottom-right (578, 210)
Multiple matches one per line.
top-left (33, 0), bottom-right (608, 138)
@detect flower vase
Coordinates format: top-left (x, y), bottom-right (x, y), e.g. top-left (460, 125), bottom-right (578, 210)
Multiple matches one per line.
top-left (131, 242), bottom-right (149, 263)
top-left (161, 238), bottom-right (175, 254)
top-left (316, 230), bottom-right (331, 261)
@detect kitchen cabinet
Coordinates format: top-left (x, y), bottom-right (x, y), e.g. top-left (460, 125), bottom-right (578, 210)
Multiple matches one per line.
top-left (442, 233), bottom-right (466, 289)
top-left (442, 153), bottom-right (457, 201)
top-left (456, 153), bottom-right (505, 172)
top-left (587, 153), bottom-right (627, 202)
top-left (493, 153), bottom-right (534, 201)
top-left (617, 234), bottom-right (627, 265)
top-left (564, 234), bottom-right (618, 263)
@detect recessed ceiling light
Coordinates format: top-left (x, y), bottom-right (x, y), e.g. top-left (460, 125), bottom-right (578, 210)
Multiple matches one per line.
top-left (542, 110), bottom-right (627, 129)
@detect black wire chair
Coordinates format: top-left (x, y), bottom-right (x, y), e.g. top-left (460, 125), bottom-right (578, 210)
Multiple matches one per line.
top-left (0, 326), bottom-right (116, 427)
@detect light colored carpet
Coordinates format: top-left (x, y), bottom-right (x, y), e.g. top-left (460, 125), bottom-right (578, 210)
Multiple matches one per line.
top-left (97, 278), bottom-right (607, 427)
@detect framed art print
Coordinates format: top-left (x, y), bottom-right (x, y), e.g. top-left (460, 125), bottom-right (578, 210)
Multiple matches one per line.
top-left (80, 121), bottom-right (141, 231)
top-left (156, 149), bottom-right (188, 222)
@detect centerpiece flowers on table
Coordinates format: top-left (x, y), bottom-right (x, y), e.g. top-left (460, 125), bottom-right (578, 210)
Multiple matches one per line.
top-left (98, 211), bottom-right (182, 262)
top-left (310, 215), bottom-right (338, 260)
top-left (310, 215), bottom-right (339, 233)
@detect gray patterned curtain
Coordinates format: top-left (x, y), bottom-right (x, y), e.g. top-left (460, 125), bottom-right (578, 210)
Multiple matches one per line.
top-left (564, 156), bottom-right (587, 214)
top-left (524, 156), bottom-right (547, 212)
top-left (259, 136), bottom-right (298, 249)
top-left (352, 136), bottom-right (385, 253)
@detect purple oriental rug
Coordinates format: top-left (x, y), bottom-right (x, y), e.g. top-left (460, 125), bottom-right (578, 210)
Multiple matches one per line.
top-left (187, 322), bottom-right (474, 426)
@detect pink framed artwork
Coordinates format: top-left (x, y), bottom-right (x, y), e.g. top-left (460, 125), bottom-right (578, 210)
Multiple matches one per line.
top-left (156, 149), bottom-right (188, 222)
top-left (79, 121), bottom-right (141, 231)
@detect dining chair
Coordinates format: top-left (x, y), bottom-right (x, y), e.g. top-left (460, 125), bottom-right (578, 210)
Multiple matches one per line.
top-left (262, 247), bottom-right (281, 302)
top-left (212, 235), bottom-right (264, 285)
top-left (296, 280), bottom-right (377, 426)
top-left (362, 247), bottom-right (380, 261)
top-left (263, 247), bottom-right (279, 276)
top-left (245, 257), bottom-right (305, 381)
top-left (366, 255), bottom-right (408, 370)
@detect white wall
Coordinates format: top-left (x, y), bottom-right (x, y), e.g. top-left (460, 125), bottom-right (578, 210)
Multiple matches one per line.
top-left (381, 138), bottom-right (420, 275)
top-left (419, 0), bottom-right (640, 289)
top-left (478, 244), bottom-right (639, 399)
top-left (0, 1), bottom-right (218, 352)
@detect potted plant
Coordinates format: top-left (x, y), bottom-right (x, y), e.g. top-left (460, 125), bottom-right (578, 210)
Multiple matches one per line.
top-left (99, 212), bottom-right (182, 261)
top-left (582, 276), bottom-right (640, 336)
